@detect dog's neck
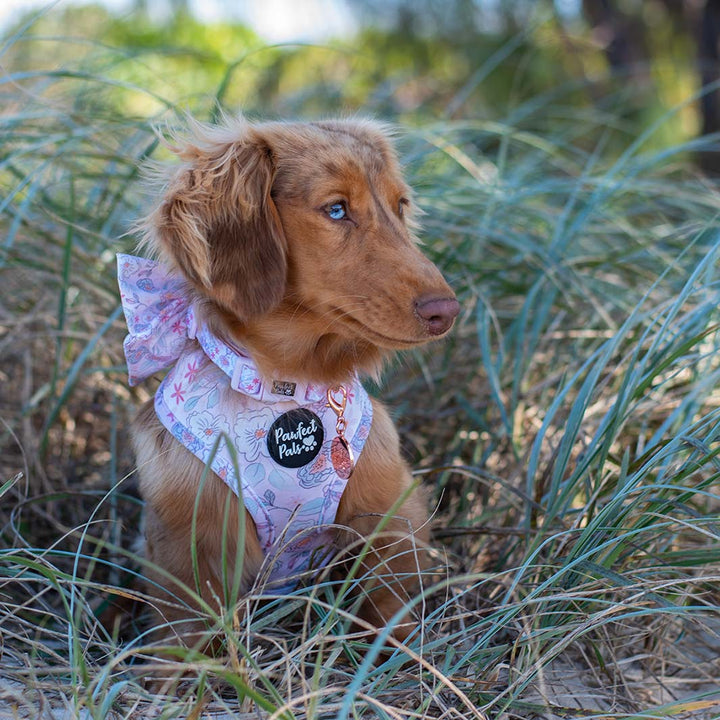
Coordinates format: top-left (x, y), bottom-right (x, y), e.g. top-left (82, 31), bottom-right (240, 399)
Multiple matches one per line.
top-left (204, 301), bottom-right (388, 385)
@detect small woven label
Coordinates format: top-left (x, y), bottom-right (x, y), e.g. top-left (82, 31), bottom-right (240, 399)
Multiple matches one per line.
top-left (272, 380), bottom-right (297, 397)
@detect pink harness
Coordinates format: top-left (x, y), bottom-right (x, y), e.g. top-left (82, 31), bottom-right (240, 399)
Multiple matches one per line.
top-left (117, 253), bottom-right (373, 588)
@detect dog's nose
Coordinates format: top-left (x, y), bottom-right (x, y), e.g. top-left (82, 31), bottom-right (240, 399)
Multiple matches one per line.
top-left (414, 295), bottom-right (460, 336)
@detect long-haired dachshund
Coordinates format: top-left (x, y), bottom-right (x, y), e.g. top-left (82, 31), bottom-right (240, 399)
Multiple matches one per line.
top-left (118, 116), bottom-right (459, 647)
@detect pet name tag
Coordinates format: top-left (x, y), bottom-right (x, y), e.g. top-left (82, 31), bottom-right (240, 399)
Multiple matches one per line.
top-left (330, 435), bottom-right (354, 480)
top-left (267, 408), bottom-right (324, 468)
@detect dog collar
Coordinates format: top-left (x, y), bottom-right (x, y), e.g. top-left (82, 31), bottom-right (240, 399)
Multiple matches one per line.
top-left (187, 306), bottom-right (327, 406)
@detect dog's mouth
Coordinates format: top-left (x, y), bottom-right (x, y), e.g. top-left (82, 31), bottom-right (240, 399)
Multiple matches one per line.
top-left (330, 307), bottom-right (433, 348)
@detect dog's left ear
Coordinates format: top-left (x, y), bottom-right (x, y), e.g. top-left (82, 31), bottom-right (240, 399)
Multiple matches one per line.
top-left (153, 126), bottom-right (287, 320)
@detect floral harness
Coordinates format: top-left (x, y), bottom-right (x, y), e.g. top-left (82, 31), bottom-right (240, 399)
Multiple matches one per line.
top-left (117, 254), bottom-right (373, 588)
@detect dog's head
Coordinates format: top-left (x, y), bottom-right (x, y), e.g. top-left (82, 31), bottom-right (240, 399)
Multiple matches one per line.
top-left (143, 117), bottom-right (459, 381)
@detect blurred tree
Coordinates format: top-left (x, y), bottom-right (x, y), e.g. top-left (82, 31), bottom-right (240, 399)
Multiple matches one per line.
top-left (583, 0), bottom-right (720, 172)
top-left (169, 0), bottom-right (190, 15)
top-left (348, 0), bottom-right (719, 169)
top-left (698, 0), bottom-right (720, 172)
top-left (582, 0), bottom-right (650, 70)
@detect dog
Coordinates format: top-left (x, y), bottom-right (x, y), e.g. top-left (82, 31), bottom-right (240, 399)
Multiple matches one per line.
top-left (118, 116), bottom-right (459, 648)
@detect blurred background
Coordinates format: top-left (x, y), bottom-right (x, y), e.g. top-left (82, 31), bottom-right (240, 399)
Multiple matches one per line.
top-left (3, 0), bottom-right (719, 162)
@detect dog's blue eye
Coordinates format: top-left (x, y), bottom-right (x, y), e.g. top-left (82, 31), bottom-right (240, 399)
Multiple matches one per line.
top-left (327, 202), bottom-right (346, 221)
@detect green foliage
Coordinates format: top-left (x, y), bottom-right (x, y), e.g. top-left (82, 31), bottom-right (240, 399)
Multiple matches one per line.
top-left (1, 3), bottom-right (720, 718)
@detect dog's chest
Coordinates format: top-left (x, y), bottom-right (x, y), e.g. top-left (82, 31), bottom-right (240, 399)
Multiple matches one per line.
top-left (154, 345), bottom-right (373, 587)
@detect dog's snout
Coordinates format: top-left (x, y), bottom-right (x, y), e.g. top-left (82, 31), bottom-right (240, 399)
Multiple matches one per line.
top-left (414, 295), bottom-right (460, 336)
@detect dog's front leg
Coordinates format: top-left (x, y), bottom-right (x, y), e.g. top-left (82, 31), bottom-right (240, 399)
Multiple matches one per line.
top-left (334, 399), bottom-right (431, 643)
top-left (132, 402), bottom-right (266, 649)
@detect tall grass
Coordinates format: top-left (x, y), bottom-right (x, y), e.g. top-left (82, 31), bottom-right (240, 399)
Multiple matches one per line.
top-left (1, 13), bottom-right (720, 720)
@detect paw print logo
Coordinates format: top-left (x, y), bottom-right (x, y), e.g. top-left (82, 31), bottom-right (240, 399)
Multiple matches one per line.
top-left (303, 435), bottom-right (317, 452)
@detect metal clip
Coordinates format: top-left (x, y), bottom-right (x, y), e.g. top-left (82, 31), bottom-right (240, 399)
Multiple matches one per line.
top-left (326, 385), bottom-right (347, 415)
top-left (326, 385), bottom-right (354, 479)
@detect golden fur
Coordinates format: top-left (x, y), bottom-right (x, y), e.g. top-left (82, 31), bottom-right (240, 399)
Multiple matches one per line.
top-left (132, 116), bottom-right (458, 646)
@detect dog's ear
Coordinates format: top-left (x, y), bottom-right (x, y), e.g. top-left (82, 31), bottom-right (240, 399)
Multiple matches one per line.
top-left (154, 128), bottom-right (287, 320)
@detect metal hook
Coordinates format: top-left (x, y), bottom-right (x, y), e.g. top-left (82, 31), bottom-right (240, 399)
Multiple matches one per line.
top-left (326, 385), bottom-right (347, 415)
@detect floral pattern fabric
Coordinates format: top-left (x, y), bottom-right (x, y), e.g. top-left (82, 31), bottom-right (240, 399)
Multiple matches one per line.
top-left (117, 253), bottom-right (373, 589)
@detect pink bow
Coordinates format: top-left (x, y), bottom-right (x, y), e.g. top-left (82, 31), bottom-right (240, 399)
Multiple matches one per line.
top-left (117, 253), bottom-right (193, 386)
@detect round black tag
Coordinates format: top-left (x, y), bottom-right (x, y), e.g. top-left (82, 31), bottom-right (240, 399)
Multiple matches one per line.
top-left (267, 409), bottom-right (324, 468)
